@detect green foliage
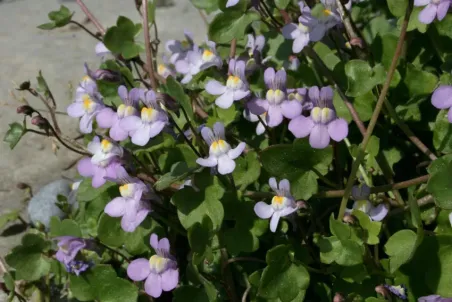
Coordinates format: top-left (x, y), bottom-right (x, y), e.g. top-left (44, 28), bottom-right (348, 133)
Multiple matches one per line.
top-left (104, 16), bottom-right (143, 59)
top-left (208, 11), bottom-right (260, 43)
top-left (162, 76), bottom-right (194, 120)
top-left (345, 60), bottom-right (386, 97)
top-left (38, 5), bottom-right (73, 29)
top-left (0, 210), bottom-right (21, 229)
top-left (49, 217), bottom-right (82, 237)
top-left (384, 229), bottom-right (423, 273)
top-left (4, 122), bottom-right (25, 149)
top-left (428, 160), bottom-right (452, 209)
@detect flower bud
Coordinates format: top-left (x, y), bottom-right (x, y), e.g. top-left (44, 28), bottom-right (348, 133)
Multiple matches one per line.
top-left (16, 105), bottom-right (34, 116)
top-left (343, 214), bottom-right (355, 225)
top-left (333, 292), bottom-right (345, 302)
top-left (17, 81), bottom-right (31, 90)
top-left (31, 116), bottom-right (49, 129)
top-left (93, 69), bottom-right (121, 82)
top-left (296, 200), bottom-right (307, 209)
top-left (375, 285), bottom-right (389, 298)
top-left (16, 182), bottom-right (30, 190)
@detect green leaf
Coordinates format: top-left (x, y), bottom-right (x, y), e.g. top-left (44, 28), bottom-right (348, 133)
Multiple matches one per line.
top-left (384, 229), bottom-right (422, 273)
top-left (218, 0), bottom-right (248, 12)
top-left (37, 22), bottom-right (56, 30)
top-left (314, 234), bottom-right (364, 266)
top-left (97, 80), bottom-right (122, 106)
top-left (345, 60), bottom-right (386, 97)
top-left (352, 210), bottom-right (382, 245)
top-left (427, 161), bottom-right (452, 209)
top-left (291, 171), bottom-right (318, 200)
top-left (216, 104), bottom-right (239, 126)
top-left (155, 162), bottom-right (192, 191)
top-left (163, 76), bottom-right (194, 120)
top-left (399, 6), bottom-right (428, 33)
top-left (4, 273), bottom-right (15, 291)
top-left (158, 144), bottom-right (198, 171)
top-left (232, 151), bottom-right (261, 189)
top-left (49, 217), bottom-right (82, 237)
top-left (354, 91), bottom-right (376, 122)
top-left (263, 31), bottom-right (293, 68)
top-left (133, 132), bottom-right (176, 154)
top-left (403, 64), bottom-right (438, 97)
top-left (124, 218), bottom-right (164, 255)
top-left (38, 5), bottom-right (73, 29)
top-left (69, 274), bottom-right (95, 301)
top-left (433, 246), bottom-right (452, 296)
top-left (433, 110), bottom-right (452, 153)
top-left (275, 0), bottom-right (290, 9)
top-left (103, 16), bottom-right (143, 59)
top-left (191, 0), bottom-right (219, 14)
top-left (77, 179), bottom-right (115, 202)
top-left (208, 11), bottom-right (260, 43)
top-left (258, 245), bottom-right (310, 301)
top-left (97, 213), bottom-right (126, 247)
top-left (387, 0), bottom-right (408, 17)
top-left (4, 122), bottom-right (25, 149)
top-left (188, 217), bottom-right (214, 265)
top-left (5, 234), bottom-right (51, 281)
top-left (0, 210), bottom-right (21, 229)
top-left (172, 172), bottom-right (225, 230)
top-left (173, 286), bottom-right (210, 302)
top-left (147, 0), bottom-right (156, 23)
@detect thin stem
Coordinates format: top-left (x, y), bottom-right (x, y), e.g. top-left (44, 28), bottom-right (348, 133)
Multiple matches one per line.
top-left (220, 249), bottom-right (239, 302)
top-left (48, 125), bottom-right (91, 156)
top-left (132, 60), bottom-right (151, 89)
top-left (25, 129), bottom-right (49, 136)
top-left (97, 241), bottom-right (130, 262)
top-left (69, 20), bottom-right (102, 41)
top-left (142, 0), bottom-right (158, 90)
top-left (230, 39), bottom-right (237, 59)
top-left (170, 116), bottom-right (202, 157)
top-left (197, 8), bottom-right (209, 27)
top-left (228, 174), bottom-right (237, 191)
top-left (29, 88), bottom-right (61, 134)
top-left (75, 0), bottom-right (106, 35)
top-left (257, 115), bottom-right (272, 140)
top-left (344, 138), bottom-right (372, 186)
top-left (337, 1), bottom-right (413, 220)
top-left (312, 168), bottom-right (341, 189)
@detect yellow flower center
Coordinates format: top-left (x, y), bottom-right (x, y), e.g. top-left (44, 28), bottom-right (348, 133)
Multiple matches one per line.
top-left (311, 107), bottom-right (335, 124)
top-left (141, 107), bottom-right (156, 122)
top-left (119, 184), bottom-right (134, 198)
top-left (82, 95), bottom-right (94, 111)
top-left (210, 139), bottom-right (230, 156)
top-left (118, 104), bottom-right (136, 118)
top-left (273, 196), bottom-right (284, 205)
top-left (149, 255), bottom-right (170, 273)
top-left (226, 75), bottom-right (242, 89)
top-left (158, 64), bottom-right (167, 75)
top-left (298, 23), bottom-right (310, 33)
top-left (202, 50), bottom-right (214, 62)
top-left (323, 9), bottom-right (332, 16)
top-left (271, 195), bottom-right (287, 209)
top-left (100, 139), bottom-right (113, 152)
top-left (82, 75), bottom-right (91, 82)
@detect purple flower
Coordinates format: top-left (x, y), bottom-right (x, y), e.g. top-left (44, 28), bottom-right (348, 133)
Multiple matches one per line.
top-left (127, 234), bottom-right (179, 298)
top-left (226, 0), bottom-right (239, 7)
top-left (205, 59), bottom-right (250, 109)
top-left (288, 86), bottom-right (348, 149)
top-left (415, 0), bottom-right (450, 24)
top-left (104, 167), bottom-right (154, 232)
top-left (254, 178), bottom-right (299, 232)
top-left (65, 260), bottom-right (92, 276)
top-left (120, 90), bottom-right (168, 146)
top-left (97, 86), bottom-right (142, 141)
top-left (248, 68), bottom-right (303, 127)
top-left (166, 30), bottom-right (196, 65)
top-left (287, 88), bottom-right (313, 111)
top-left (175, 41), bottom-right (223, 84)
top-left (419, 295), bottom-right (452, 302)
top-left (157, 55), bottom-right (176, 79)
top-left (196, 122), bottom-right (246, 175)
top-left (384, 284), bottom-right (407, 300)
top-left (431, 85), bottom-right (452, 123)
top-left (95, 42), bottom-right (111, 57)
top-left (346, 200), bottom-right (388, 222)
top-left (67, 79), bottom-right (104, 133)
top-left (243, 108), bottom-right (267, 135)
top-left (77, 136), bottom-right (124, 188)
top-left (55, 236), bottom-right (86, 265)
top-left (282, 2), bottom-right (327, 53)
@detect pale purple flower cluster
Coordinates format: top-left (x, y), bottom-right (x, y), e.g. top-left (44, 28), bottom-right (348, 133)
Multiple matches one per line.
top-left (431, 85), bottom-right (452, 123)
top-left (196, 122), bottom-right (246, 175)
top-left (104, 166), bottom-right (156, 232)
top-left (127, 234), bottom-right (178, 298)
top-left (419, 295), bottom-right (452, 302)
top-left (55, 236), bottom-right (91, 276)
top-left (254, 178), bottom-right (299, 232)
top-left (415, 0), bottom-right (451, 24)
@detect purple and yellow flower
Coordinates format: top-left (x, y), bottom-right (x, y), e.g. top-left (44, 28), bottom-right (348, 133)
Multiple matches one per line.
top-left (384, 284), bottom-right (407, 300)
top-left (287, 88), bottom-right (313, 111)
top-left (205, 59), bottom-right (250, 109)
top-left (157, 55), bottom-right (176, 79)
top-left (419, 295), bottom-right (452, 302)
top-left (196, 122), bottom-right (246, 175)
top-left (431, 85), bottom-right (452, 123)
top-left (67, 78), bottom-right (104, 133)
top-left (166, 30), bottom-right (196, 65)
top-left (65, 260), bottom-right (92, 276)
top-left (248, 68), bottom-right (303, 127)
top-left (282, 2), bottom-right (328, 53)
top-left (55, 236), bottom-right (86, 265)
top-left (175, 41), bottom-right (223, 84)
top-left (127, 234), bottom-right (179, 298)
top-left (104, 167), bottom-right (154, 232)
top-left (97, 86), bottom-right (142, 141)
top-left (345, 200), bottom-right (388, 221)
top-left (77, 136), bottom-right (124, 188)
top-left (288, 86), bottom-right (348, 149)
top-left (120, 90), bottom-right (168, 146)
top-left (254, 178), bottom-right (299, 232)
top-left (415, 0), bottom-right (450, 24)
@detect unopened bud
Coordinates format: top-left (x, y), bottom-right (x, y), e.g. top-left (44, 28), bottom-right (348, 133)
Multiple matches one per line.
top-left (333, 292), bottom-right (345, 302)
top-left (375, 285), bottom-right (389, 298)
top-left (350, 37), bottom-right (364, 49)
top-left (160, 93), bottom-right (179, 111)
top-left (16, 105), bottom-right (34, 116)
top-left (17, 81), bottom-right (31, 91)
top-left (93, 69), bottom-right (121, 82)
top-left (31, 116), bottom-right (49, 129)
top-left (296, 200), bottom-right (307, 209)
top-left (16, 182), bottom-right (30, 190)
top-left (343, 214), bottom-right (355, 224)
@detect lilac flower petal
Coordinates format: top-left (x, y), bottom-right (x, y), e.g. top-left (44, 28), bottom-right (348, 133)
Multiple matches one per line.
top-left (309, 124), bottom-right (330, 149)
top-left (161, 268), bottom-right (179, 291)
top-left (266, 105), bottom-right (284, 127)
top-left (120, 116), bottom-right (142, 132)
top-left (419, 4), bottom-right (438, 24)
top-left (275, 70), bottom-right (286, 89)
top-left (438, 1), bottom-right (450, 21)
top-left (369, 204), bottom-right (388, 222)
top-left (293, 34), bottom-right (309, 53)
top-left (414, 0), bottom-right (430, 5)
top-left (145, 273), bottom-right (163, 298)
top-left (281, 100), bottom-right (303, 119)
top-left (67, 102), bottom-right (85, 117)
top-left (254, 202), bottom-right (274, 219)
top-left (269, 177), bottom-right (278, 192)
top-left (213, 122), bottom-right (225, 139)
top-left (92, 167), bottom-right (107, 188)
top-left (255, 35), bottom-right (265, 52)
top-left (175, 60), bottom-right (190, 74)
top-left (327, 118), bottom-right (348, 142)
top-left (118, 86), bottom-right (128, 102)
top-left (279, 206), bottom-right (298, 217)
top-left (309, 24), bottom-right (326, 42)
top-left (448, 107), bottom-right (452, 123)
top-left (264, 68), bottom-right (276, 88)
top-left (270, 211), bottom-right (281, 232)
top-left (206, 80), bottom-right (227, 95)
top-left (320, 86), bottom-right (334, 102)
top-left (233, 89), bottom-right (250, 101)
top-left (95, 42), bottom-right (111, 57)
top-left (418, 295), bottom-right (445, 302)
top-left (432, 85), bottom-right (452, 109)
top-left (282, 23), bottom-right (301, 40)
top-left (96, 108), bottom-right (116, 129)
top-left (227, 142), bottom-right (246, 159)
top-left (256, 122), bottom-right (266, 135)
top-left (201, 126), bottom-right (215, 145)
top-left (105, 197), bottom-right (127, 217)
top-left (309, 86), bottom-right (320, 102)
top-left (215, 90), bottom-right (235, 109)
top-left (288, 116), bottom-right (314, 138)
top-left (122, 208), bottom-right (148, 232)
top-left (77, 157), bottom-right (94, 177)
top-left (131, 125), bottom-right (151, 146)
top-left (150, 233), bottom-right (159, 250)
top-left (235, 60), bottom-right (247, 79)
top-left (110, 123), bottom-right (129, 141)
top-left (217, 154), bottom-right (236, 175)
top-left (127, 258), bottom-right (151, 281)
top-left (87, 136), bottom-right (101, 154)
top-left (449, 212), bottom-right (452, 228)
top-left (158, 238), bottom-right (171, 254)
top-left (129, 88), bottom-right (142, 104)
top-left (79, 114), bottom-right (94, 134)
top-left (197, 156), bottom-right (218, 167)
top-left (105, 161), bottom-right (122, 180)
top-left (247, 98), bottom-right (269, 115)
top-left (226, 0), bottom-right (239, 7)
top-left (148, 121), bottom-right (166, 138)
top-left (279, 179), bottom-right (291, 195)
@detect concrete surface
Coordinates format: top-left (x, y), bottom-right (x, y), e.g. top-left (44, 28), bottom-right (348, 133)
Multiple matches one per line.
top-left (0, 0), bottom-right (207, 259)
